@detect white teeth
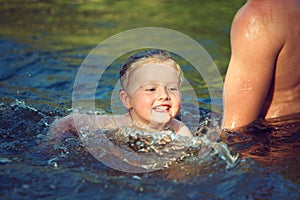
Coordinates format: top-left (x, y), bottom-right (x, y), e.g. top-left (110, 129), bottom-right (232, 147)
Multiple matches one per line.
top-left (155, 106), bottom-right (169, 111)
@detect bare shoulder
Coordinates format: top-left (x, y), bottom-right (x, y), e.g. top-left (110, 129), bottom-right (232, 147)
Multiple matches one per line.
top-left (234, 0), bottom-right (297, 24)
top-left (108, 114), bottom-right (132, 128)
top-left (95, 113), bottom-right (132, 129)
top-left (230, 0), bottom-right (288, 56)
top-left (233, 0), bottom-right (290, 31)
top-left (168, 119), bottom-right (193, 138)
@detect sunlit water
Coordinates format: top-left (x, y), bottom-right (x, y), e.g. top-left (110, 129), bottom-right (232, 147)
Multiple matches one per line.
top-left (1, 1), bottom-right (300, 198)
top-left (1, 38), bottom-right (300, 199)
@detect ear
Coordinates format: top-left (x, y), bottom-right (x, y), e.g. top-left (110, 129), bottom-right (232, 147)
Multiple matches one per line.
top-left (119, 90), bottom-right (132, 109)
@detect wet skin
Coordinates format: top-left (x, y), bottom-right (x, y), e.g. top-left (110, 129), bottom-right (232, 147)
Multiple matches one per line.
top-left (49, 62), bottom-right (193, 138)
top-left (222, 0), bottom-right (300, 130)
top-left (119, 63), bottom-right (182, 131)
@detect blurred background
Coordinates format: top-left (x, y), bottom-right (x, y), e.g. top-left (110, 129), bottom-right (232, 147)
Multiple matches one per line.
top-left (0, 0), bottom-right (246, 110)
top-left (2, 2), bottom-right (300, 199)
top-left (0, 0), bottom-right (245, 75)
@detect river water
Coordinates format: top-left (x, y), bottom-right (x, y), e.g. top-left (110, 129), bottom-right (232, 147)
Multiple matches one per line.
top-left (1, 1), bottom-right (300, 199)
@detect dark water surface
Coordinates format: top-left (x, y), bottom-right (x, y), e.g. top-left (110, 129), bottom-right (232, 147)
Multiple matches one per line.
top-left (1, 1), bottom-right (300, 199)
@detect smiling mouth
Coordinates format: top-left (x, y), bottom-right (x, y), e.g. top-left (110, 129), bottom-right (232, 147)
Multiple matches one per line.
top-left (153, 105), bottom-right (170, 112)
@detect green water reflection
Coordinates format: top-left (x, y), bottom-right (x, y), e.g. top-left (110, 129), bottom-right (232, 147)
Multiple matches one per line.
top-left (0, 0), bottom-right (245, 76)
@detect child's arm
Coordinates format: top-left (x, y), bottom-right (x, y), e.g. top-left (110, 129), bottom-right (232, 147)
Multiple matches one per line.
top-left (177, 124), bottom-right (193, 138)
top-left (170, 119), bottom-right (193, 138)
top-left (48, 113), bottom-right (113, 135)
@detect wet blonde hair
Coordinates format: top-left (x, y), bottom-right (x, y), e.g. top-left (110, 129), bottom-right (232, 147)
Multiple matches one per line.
top-left (120, 49), bottom-right (183, 90)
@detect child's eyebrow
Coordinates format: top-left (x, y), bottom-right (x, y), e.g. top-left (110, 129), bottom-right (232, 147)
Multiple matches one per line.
top-left (139, 82), bottom-right (180, 87)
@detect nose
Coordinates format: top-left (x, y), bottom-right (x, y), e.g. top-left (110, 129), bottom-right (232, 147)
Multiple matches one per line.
top-left (158, 87), bottom-right (170, 100)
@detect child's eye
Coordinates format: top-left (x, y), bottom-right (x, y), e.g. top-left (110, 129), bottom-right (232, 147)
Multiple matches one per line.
top-left (146, 88), bottom-right (156, 92)
top-left (167, 86), bottom-right (179, 91)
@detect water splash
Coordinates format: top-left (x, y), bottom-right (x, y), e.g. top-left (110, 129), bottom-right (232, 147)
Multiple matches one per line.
top-left (78, 123), bottom-right (239, 172)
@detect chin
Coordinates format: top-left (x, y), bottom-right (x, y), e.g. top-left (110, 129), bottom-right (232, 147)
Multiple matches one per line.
top-left (150, 112), bottom-right (172, 124)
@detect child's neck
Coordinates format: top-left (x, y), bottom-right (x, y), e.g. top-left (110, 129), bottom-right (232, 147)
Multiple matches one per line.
top-left (128, 113), bottom-right (167, 132)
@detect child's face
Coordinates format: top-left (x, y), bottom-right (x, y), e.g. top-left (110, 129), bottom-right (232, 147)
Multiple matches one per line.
top-left (122, 62), bottom-right (182, 128)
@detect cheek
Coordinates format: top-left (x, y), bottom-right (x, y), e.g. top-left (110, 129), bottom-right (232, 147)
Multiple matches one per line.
top-left (133, 94), bottom-right (153, 108)
top-left (172, 93), bottom-right (182, 112)
top-left (172, 92), bottom-right (182, 103)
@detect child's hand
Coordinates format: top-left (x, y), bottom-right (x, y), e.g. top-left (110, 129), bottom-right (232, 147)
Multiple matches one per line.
top-left (47, 114), bottom-right (79, 143)
top-left (49, 115), bottom-right (75, 134)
